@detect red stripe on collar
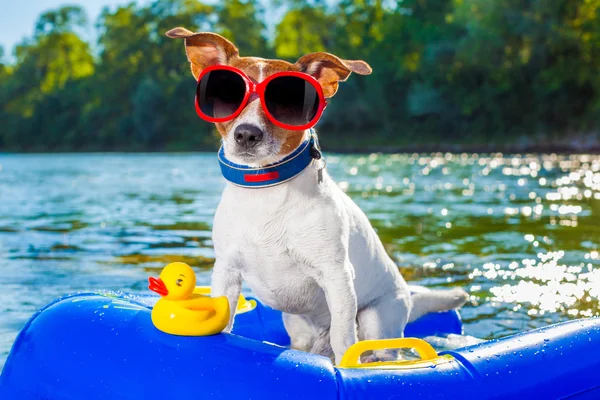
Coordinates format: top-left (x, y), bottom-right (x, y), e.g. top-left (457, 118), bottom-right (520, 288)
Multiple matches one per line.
top-left (244, 171), bottom-right (280, 183)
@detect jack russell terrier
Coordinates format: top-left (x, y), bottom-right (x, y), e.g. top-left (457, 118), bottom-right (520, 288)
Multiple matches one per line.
top-left (167, 27), bottom-right (468, 364)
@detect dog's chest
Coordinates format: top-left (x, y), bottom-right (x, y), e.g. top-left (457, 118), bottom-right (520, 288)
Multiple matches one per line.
top-left (242, 243), bottom-right (323, 314)
top-left (235, 217), bottom-right (324, 314)
top-left (213, 185), bottom-right (325, 314)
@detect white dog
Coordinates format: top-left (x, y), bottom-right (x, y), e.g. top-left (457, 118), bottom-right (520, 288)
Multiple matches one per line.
top-left (167, 28), bottom-right (468, 364)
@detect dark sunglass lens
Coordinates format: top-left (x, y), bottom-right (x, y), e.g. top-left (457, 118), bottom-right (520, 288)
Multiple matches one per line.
top-left (264, 76), bottom-right (320, 126)
top-left (197, 70), bottom-right (246, 119)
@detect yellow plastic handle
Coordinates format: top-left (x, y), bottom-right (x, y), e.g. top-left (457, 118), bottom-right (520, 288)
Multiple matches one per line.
top-left (339, 338), bottom-right (438, 368)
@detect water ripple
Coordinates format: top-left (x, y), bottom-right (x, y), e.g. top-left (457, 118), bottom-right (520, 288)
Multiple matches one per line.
top-left (0, 152), bottom-right (598, 367)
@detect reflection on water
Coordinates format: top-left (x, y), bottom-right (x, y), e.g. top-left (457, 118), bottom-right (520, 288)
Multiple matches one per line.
top-left (0, 152), bottom-right (599, 368)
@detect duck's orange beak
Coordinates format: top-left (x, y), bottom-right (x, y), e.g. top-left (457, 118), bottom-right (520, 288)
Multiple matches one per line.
top-left (148, 277), bottom-right (168, 296)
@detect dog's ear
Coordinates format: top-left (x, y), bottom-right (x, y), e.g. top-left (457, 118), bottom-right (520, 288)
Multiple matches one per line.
top-left (295, 52), bottom-right (372, 98)
top-left (166, 27), bottom-right (239, 79)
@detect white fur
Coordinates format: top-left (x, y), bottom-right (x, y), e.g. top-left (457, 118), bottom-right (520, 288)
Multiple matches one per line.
top-left (223, 107), bottom-right (284, 167)
top-left (211, 130), bottom-right (468, 364)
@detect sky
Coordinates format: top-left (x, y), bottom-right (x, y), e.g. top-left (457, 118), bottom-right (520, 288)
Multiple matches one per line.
top-left (0, 0), bottom-right (139, 54)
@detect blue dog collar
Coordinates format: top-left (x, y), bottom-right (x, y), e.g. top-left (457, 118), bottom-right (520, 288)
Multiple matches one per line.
top-left (218, 134), bottom-right (319, 188)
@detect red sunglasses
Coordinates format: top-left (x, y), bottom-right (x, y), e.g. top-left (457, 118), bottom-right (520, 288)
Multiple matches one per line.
top-left (194, 65), bottom-right (327, 130)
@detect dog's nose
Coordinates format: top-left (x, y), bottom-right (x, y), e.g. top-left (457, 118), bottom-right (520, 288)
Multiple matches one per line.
top-left (234, 124), bottom-right (263, 148)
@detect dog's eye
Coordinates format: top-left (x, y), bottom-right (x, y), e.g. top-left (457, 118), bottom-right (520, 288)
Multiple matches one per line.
top-left (176, 279), bottom-right (183, 287)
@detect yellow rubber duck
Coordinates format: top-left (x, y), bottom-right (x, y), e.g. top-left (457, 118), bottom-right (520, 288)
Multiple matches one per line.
top-left (148, 262), bottom-right (230, 336)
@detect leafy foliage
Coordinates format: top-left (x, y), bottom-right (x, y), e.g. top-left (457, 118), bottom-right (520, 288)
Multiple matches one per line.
top-left (1, 0), bottom-right (599, 151)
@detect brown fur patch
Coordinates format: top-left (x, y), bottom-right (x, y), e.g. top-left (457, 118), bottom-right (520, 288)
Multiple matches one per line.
top-left (230, 58), bottom-right (298, 81)
top-left (295, 52), bottom-right (372, 98)
top-left (166, 29), bottom-right (239, 80)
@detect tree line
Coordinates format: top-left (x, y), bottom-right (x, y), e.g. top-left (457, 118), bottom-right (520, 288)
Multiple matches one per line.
top-left (1, 0), bottom-right (599, 152)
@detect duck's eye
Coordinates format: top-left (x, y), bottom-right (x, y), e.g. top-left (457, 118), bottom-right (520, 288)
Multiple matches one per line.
top-left (176, 279), bottom-right (183, 287)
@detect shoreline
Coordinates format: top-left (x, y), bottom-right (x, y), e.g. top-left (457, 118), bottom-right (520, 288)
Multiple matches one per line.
top-left (2, 143), bottom-right (600, 155)
top-left (2, 134), bottom-right (600, 155)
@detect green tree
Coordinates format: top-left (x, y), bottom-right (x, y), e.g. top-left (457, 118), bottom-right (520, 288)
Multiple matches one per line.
top-left (274, 5), bottom-right (333, 58)
top-left (1, 0), bottom-right (599, 152)
top-left (216, 0), bottom-right (271, 57)
top-left (92, 0), bottom-right (215, 149)
top-left (449, 0), bottom-right (600, 136)
top-left (132, 77), bottom-right (166, 147)
top-left (35, 6), bottom-right (88, 36)
top-left (0, 6), bottom-right (94, 150)
top-left (0, 46), bottom-right (8, 76)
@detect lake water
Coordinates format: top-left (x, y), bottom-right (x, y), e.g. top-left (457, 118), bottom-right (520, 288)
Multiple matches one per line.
top-left (1, 152), bottom-right (599, 369)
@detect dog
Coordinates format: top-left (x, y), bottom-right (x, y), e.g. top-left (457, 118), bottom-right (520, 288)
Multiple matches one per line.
top-left (167, 27), bottom-right (469, 364)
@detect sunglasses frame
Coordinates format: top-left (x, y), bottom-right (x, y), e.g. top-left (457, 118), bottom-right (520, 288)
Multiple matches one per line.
top-left (194, 65), bottom-right (327, 131)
